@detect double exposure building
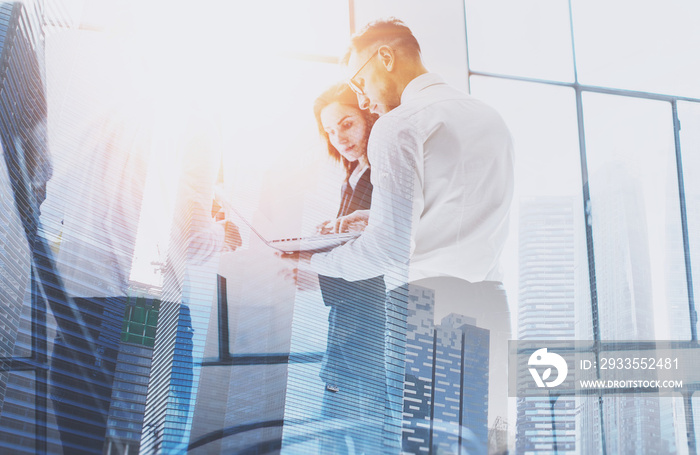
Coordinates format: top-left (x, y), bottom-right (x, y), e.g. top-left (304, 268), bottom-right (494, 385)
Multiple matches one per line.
top-left (0, 1), bottom-right (54, 453)
top-left (577, 166), bottom-right (663, 454)
top-left (103, 291), bottom-right (160, 454)
top-left (140, 139), bottom-right (226, 453)
top-left (402, 285), bottom-right (490, 454)
top-left (516, 197), bottom-right (578, 454)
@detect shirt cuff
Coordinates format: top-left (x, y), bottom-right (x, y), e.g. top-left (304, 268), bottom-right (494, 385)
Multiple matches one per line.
top-left (307, 251), bottom-right (330, 275)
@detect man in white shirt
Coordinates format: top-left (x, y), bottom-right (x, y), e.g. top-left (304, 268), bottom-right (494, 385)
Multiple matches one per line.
top-left (294, 18), bottom-right (514, 453)
top-left (308, 26), bottom-right (513, 288)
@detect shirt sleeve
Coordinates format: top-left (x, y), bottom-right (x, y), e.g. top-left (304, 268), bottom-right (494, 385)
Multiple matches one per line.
top-left (308, 114), bottom-right (423, 283)
top-left (173, 116), bottom-right (226, 265)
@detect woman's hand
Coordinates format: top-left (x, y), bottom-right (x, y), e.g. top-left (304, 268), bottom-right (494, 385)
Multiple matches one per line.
top-left (331, 209), bottom-right (370, 233)
top-left (315, 220), bottom-right (334, 235)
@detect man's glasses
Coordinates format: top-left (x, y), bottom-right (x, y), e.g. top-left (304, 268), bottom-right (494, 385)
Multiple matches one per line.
top-left (347, 49), bottom-right (378, 97)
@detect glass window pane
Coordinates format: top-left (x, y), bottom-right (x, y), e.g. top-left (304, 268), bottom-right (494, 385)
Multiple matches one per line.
top-left (128, 323), bottom-right (144, 336)
top-left (470, 76), bottom-right (588, 337)
top-left (147, 310), bottom-right (159, 327)
top-left (126, 333), bottom-right (141, 345)
top-left (583, 93), bottom-right (686, 343)
top-left (132, 307), bottom-right (146, 324)
top-left (584, 89), bottom-right (685, 454)
top-left (465, 0), bottom-right (575, 82)
top-left (470, 76), bottom-right (587, 452)
top-left (679, 101), bottom-right (700, 338)
top-left (572, 0), bottom-right (700, 98)
top-left (144, 326), bottom-right (157, 338)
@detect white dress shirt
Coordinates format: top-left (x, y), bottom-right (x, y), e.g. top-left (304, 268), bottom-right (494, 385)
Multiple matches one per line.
top-left (309, 73), bottom-right (514, 287)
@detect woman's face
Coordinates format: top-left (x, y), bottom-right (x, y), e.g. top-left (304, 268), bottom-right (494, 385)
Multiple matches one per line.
top-left (320, 102), bottom-right (369, 162)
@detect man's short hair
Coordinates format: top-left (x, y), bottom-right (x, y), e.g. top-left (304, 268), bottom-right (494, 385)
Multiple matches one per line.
top-left (343, 18), bottom-right (421, 64)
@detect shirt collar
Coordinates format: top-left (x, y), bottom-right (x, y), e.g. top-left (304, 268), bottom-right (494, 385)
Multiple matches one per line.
top-left (400, 73), bottom-right (446, 105)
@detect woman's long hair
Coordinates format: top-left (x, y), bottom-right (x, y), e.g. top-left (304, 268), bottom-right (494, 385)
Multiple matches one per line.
top-left (313, 83), bottom-right (378, 181)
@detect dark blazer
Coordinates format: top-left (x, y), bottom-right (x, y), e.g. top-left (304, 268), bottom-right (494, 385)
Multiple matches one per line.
top-left (318, 168), bottom-right (386, 386)
top-left (319, 168), bottom-right (385, 308)
top-left (336, 167), bottom-right (373, 219)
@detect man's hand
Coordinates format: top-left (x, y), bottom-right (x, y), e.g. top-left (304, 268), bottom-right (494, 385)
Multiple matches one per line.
top-left (211, 199), bottom-right (242, 252)
top-left (331, 209), bottom-right (370, 233)
top-left (223, 220), bottom-right (242, 252)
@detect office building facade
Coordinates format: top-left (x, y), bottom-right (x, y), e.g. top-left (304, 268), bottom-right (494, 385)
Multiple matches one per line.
top-left (103, 293), bottom-right (160, 454)
top-left (140, 165), bottom-right (222, 453)
top-left (516, 197), bottom-right (578, 454)
top-left (402, 285), bottom-right (490, 454)
top-left (580, 167), bottom-right (664, 454)
top-left (0, 2), bottom-right (54, 453)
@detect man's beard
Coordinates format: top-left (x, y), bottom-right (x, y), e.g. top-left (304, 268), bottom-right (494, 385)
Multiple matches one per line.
top-left (378, 78), bottom-right (401, 115)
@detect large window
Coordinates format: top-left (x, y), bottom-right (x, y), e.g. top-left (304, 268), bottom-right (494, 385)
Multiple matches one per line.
top-left (2, 1), bottom-right (699, 454)
top-left (465, 0), bottom-right (700, 453)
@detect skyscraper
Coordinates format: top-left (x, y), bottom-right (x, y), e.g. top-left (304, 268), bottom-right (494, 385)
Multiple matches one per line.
top-left (578, 165), bottom-right (662, 454)
top-left (140, 126), bottom-right (227, 453)
top-left (140, 276), bottom-right (206, 453)
top-left (516, 196), bottom-right (579, 454)
top-left (402, 284), bottom-right (490, 454)
top-left (0, 117), bottom-right (31, 414)
top-left (103, 291), bottom-right (160, 454)
top-left (0, 2), bottom-right (55, 453)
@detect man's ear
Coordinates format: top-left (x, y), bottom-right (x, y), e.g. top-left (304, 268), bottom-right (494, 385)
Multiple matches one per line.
top-left (378, 45), bottom-right (395, 72)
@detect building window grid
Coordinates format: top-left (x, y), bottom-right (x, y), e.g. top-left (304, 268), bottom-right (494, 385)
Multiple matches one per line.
top-left (463, 0), bottom-right (700, 453)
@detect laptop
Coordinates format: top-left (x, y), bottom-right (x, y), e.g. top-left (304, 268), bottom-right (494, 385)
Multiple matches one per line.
top-left (218, 197), bottom-right (361, 253)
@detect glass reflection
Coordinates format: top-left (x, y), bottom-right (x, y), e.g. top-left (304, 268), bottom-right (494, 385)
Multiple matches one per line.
top-left (465, 0), bottom-right (575, 82)
top-left (470, 76), bottom-right (587, 453)
top-left (583, 92), bottom-right (682, 453)
top-left (572, 0), bottom-right (700, 98)
top-left (678, 101), bottom-right (700, 340)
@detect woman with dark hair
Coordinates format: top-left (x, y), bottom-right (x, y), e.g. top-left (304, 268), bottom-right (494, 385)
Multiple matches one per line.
top-left (312, 83), bottom-right (387, 454)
